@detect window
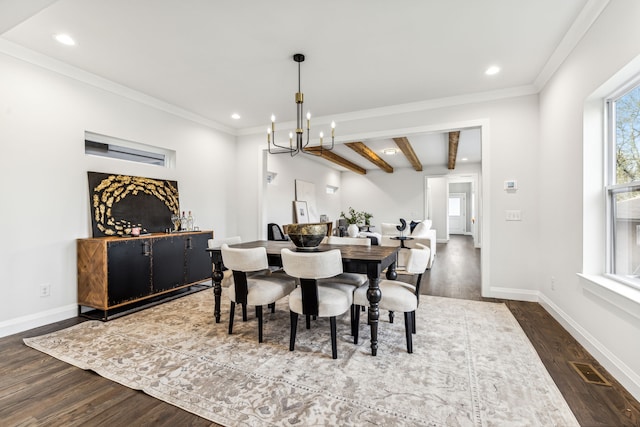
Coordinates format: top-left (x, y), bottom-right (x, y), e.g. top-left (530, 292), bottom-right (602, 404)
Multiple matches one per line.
top-left (606, 83), bottom-right (640, 290)
top-left (84, 131), bottom-right (175, 167)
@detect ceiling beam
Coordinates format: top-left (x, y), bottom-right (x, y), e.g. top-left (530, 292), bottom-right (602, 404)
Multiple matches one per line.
top-left (345, 141), bottom-right (394, 173)
top-left (393, 137), bottom-right (422, 171)
top-left (448, 131), bottom-right (460, 170)
top-left (304, 147), bottom-right (367, 175)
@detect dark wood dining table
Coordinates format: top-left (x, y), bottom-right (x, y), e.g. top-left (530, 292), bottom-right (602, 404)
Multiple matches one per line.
top-left (207, 240), bottom-right (400, 356)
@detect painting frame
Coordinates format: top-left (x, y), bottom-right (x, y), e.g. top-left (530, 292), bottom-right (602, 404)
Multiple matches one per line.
top-left (294, 200), bottom-right (309, 223)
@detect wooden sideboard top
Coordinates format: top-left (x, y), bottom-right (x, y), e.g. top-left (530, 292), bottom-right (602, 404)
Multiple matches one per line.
top-left (77, 230), bottom-right (213, 242)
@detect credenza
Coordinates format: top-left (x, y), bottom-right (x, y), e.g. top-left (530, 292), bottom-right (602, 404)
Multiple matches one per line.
top-left (77, 230), bottom-right (212, 319)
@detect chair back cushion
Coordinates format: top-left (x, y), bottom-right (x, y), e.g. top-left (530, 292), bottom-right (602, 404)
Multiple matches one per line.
top-left (326, 235), bottom-right (371, 246)
top-left (267, 223), bottom-right (287, 240)
top-left (208, 236), bottom-right (242, 248)
top-left (281, 248), bottom-right (343, 279)
top-left (221, 244), bottom-right (269, 272)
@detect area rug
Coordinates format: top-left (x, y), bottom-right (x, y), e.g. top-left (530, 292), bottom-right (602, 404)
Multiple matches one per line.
top-left (24, 289), bottom-right (579, 426)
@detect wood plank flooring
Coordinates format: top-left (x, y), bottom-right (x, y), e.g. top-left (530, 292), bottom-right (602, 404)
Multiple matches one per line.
top-left (1, 234), bottom-right (639, 426)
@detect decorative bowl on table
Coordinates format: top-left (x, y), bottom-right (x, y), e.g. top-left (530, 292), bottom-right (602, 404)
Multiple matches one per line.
top-left (286, 223), bottom-right (328, 251)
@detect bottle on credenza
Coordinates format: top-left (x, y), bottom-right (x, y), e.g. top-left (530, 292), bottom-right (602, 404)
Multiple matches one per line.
top-left (180, 211), bottom-right (187, 231)
top-left (187, 211), bottom-right (194, 231)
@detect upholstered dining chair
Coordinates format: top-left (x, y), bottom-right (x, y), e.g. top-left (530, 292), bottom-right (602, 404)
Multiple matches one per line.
top-left (281, 248), bottom-right (354, 359)
top-left (220, 243), bottom-right (296, 343)
top-left (321, 236), bottom-right (370, 288)
top-left (320, 235), bottom-right (371, 333)
top-left (352, 243), bottom-right (430, 353)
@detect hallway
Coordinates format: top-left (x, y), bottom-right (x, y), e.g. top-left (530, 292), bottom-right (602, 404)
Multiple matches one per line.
top-left (421, 234), bottom-right (482, 300)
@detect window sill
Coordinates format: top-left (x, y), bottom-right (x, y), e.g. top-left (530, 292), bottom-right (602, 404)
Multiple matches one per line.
top-left (577, 273), bottom-right (640, 321)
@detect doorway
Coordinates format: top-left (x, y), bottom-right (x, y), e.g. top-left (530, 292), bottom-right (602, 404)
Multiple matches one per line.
top-left (448, 192), bottom-right (467, 234)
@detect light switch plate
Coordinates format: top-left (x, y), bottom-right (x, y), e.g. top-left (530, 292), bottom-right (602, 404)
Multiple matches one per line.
top-left (506, 210), bottom-right (521, 221)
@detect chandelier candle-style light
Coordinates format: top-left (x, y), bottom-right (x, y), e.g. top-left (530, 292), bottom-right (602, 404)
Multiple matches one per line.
top-left (267, 53), bottom-right (335, 156)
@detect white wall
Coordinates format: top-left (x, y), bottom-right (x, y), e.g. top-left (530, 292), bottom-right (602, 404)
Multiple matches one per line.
top-left (537, 0), bottom-right (640, 400)
top-left (0, 52), bottom-right (236, 335)
top-left (264, 151), bottom-right (341, 235)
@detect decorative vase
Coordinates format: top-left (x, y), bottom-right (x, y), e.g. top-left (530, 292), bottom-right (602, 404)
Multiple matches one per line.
top-left (347, 223), bottom-right (359, 238)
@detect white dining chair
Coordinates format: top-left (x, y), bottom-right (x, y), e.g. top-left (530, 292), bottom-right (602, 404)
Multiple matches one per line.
top-left (353, 243), bottom-right (430, 353)
top-left (321, 235), bottom-right (371, 334)
top-left (220, 244), bottom-right (296, 343)
top-left (281, 248), bottom-right (354, 359)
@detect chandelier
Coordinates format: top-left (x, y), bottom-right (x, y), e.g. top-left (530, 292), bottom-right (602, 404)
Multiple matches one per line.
top-left (267, 53), bottom-right (335, 156)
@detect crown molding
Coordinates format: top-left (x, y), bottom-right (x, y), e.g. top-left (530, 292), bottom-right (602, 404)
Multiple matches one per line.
top-left (239, 85), bottom-right (536, 136)
top-left (0, 38), bottom-right (235, 136)
top-left (534, 0), bottom-right (610, 90)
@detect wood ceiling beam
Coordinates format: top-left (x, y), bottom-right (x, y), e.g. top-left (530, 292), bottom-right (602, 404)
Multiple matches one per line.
top-left (448, 131), bottom-right (460, 170)
top-left (345, 141), bottom-right (393, 173)
top-left (393, 137), bottom-right (422, 171)
top-left (304, 147), bottom-right (367, 175)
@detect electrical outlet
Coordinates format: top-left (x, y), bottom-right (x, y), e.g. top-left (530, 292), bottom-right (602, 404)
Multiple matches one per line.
top-left (39, 283), bottom-right (50, 297)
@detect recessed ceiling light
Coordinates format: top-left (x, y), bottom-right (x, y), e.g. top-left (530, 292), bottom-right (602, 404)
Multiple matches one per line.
top-left (231, 113), bottom-right (241, 120)
top-left (382, 148), bottom-right (398, 155)
top-left (461, 157), bottom-right (468, 161)
top-left (485, 65), bottom-right (500, 76)
top-left (54, 33), bottom-right (76, 46)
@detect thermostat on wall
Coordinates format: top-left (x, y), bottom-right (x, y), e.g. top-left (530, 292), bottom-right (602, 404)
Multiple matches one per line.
top-left (504, 180), bottom-right (518, 191)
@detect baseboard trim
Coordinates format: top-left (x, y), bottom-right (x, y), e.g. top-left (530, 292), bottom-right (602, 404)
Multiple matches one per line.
top-left (483, 286), bottom-right (540, 302)
top-left (0, 304), bottom-right (77, 338)
top-left (538, 292), bottom-right (640, 402)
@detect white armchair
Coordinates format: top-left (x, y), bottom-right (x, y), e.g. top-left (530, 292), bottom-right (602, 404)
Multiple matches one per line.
top-left (380, 220), bottom-right (436, 269)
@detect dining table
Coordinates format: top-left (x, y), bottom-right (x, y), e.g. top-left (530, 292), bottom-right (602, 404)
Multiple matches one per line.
top-left (207, 240), bottom-right (400, 356)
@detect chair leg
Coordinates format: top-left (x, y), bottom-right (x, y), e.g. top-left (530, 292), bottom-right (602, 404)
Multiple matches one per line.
top-left (269, 302), bottom-right (276, 313)
top-left (290, 311), bottom-right (298, 351)
top-left (229, 302), bottom-right (236, 335)
top-left (389, 310), bottom-right (395, 323)
top-left (330, 316), bottom-right (338, 359)
top-left (306, 314), bottom-right (311, 329)
top-left (257, 305), bottom-right (264, 343)
top-left (350, 305), bottom-right (355, 336)
top-left (404, 312), bottom-right (413, 353)
top-left (353, 306), bottom-right (361, 344)
top-left (412, 311), bottom-right (416, 334)
top-left (242, 304), bottom-right (247, 321)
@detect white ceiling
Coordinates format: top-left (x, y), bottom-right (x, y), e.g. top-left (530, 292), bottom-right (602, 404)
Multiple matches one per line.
top-left (0, 0), bottom-right (602, 171)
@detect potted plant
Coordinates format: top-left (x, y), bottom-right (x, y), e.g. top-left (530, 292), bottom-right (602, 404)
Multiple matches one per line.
top-left (363, 212), bottom-right (373, 226)
top-left (340, 207), bottom-right (365, 237)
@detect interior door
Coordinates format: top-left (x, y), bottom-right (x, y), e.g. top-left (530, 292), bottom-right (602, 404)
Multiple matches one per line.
top-left (448, 193), bottom-right (466, 234)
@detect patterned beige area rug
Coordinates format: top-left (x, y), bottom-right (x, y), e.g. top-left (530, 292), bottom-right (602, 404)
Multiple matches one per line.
top-left (24, 289), bottom-right (578, 426)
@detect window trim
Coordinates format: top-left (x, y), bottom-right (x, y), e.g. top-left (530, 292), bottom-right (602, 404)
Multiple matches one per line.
top-left (604, 83), bottom-right (640, 291)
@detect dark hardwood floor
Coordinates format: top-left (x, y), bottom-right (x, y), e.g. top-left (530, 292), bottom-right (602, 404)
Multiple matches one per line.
top-left (1, 234), bottom-right (639, 426)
